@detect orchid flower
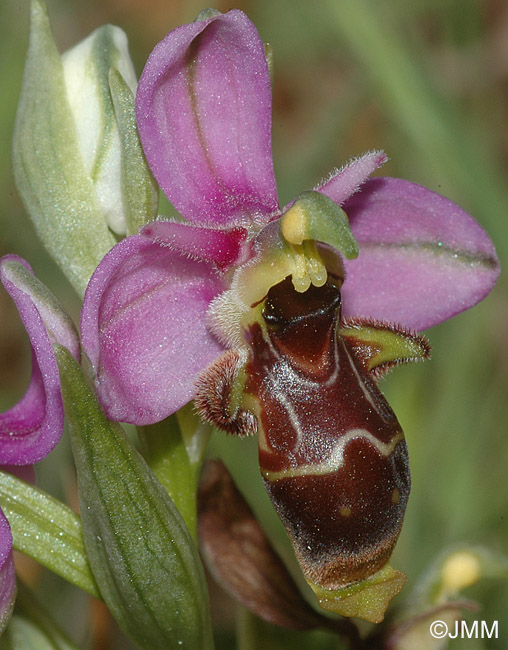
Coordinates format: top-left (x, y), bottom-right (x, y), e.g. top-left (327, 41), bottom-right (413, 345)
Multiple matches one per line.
top-left (80, 9), bottom-right (499, 621)
top-left (0, 256), bottom-right (81, 630)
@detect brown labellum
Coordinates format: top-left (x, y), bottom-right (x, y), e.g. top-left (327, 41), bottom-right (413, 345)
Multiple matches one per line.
top-left (195, 276), bottom-right (429, 617)
top-left (241, 277), bottom-right (410, 590)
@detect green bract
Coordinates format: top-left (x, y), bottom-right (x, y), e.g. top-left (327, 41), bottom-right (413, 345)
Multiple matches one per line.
top-left (12, 0), bottom-right (157, 296)
top-left (109, 68), bottom-right (159, 236)
top-left (56, 346), bottom-right (213, 650)
top-left (138, 405), bottom-right (212, 542)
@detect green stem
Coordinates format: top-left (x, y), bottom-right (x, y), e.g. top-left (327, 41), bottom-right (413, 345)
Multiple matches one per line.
top-left (137, 404), bottom-right (211, 541)
top-left (236, 607), bottom-right (364, 650)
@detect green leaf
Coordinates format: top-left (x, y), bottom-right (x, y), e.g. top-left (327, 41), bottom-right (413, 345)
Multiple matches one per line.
top-left (0, 472), bottom-right (99, 598)
top-left (0, 582), bottom-right (81, 650)
top-left (55, 345), bottom-right (214, 650)
top-left (12, 0), bottom-right (116, 296)
top-left (109, 67), bottom-right (159, 235)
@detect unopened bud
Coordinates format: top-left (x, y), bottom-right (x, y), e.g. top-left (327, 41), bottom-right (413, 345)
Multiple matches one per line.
top-left (61, 25), bottom-right (137, 236)
top-left (13, 1), bottom-right (157, 296)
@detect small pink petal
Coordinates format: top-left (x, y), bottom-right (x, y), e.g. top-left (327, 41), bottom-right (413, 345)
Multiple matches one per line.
top-left (0, 256), bottom-right (80, 465)
top-left (141, 220), bottom-right (248, 270)
top-left (342, 178), bottom-right (500, 330)
top-left (316, 151), bottom-right (387, 205)
top-left (136, 10), bottom-right (279, 228)
top-left (81, 236), bottom-right (226, 425)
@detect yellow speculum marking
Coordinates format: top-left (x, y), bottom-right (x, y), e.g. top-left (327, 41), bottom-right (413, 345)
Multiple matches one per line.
top-left (391, 488), bottom-right (400, 504)
top-left (340, 506), bottom-right (352, 517)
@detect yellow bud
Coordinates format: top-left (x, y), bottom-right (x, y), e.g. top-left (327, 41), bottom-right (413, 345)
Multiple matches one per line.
top-left (441, 551), bottom-right (481, 594)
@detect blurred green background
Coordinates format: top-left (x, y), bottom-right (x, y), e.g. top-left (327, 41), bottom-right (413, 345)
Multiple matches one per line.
top-left (1, 0), bottom-right (507, 648)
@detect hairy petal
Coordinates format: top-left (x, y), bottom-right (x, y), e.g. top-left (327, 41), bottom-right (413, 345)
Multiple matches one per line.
top-left (136, 10), bottom-right (278, 227)
top-left (141, 220), bottom-right (248, 270)
top-left (316, 150), bottom-right (387, 205)
top-left (81, 236), bottom-right (225, 425)
top-left (0, 512), bottom-right (15, 634)
top-left (342, 178), bottom-right (500, 330)
top-left (0, 256), bottom-right (80, 464)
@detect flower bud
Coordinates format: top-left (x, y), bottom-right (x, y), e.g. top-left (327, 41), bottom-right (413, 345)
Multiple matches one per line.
top-left (61, 25), bottom-right (137, 236)
top-left (385, 545), bottom-right (508, 649)
top-left (13, 1), bottom-right (157, 296)
top-left (421, 545), bottom-right (508, 606)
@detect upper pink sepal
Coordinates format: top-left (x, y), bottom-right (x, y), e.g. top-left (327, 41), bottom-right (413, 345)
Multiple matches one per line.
top-left (136, 10), bottom-right (279, 228)
top-left (81, 235), bottom-right (226, 425)
top-left (141, 220), bottom-right (248, 270)
top-left (0, 256), bottom-right (80, 464)
top-left (342, 178), bottom-right (500, 330)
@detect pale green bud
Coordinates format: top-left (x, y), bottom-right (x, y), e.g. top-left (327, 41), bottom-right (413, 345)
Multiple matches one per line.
top-left (13, 1), bottom-right (157, 296)
top-left (400, 544), bottom-right (508, 611)
top-left (61, 26), bottom-right (137, 237)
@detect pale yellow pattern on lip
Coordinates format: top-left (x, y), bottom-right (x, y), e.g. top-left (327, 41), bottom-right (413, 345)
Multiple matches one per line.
top-left (262, 429), bottom-right (404, 481)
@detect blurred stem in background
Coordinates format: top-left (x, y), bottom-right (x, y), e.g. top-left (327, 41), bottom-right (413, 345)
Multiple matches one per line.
top-left (324, 0), bottom-right (508, 261)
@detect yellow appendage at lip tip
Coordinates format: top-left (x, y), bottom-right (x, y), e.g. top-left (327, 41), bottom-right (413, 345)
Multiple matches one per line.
top-left (309, 564), bottom-right (407, 623)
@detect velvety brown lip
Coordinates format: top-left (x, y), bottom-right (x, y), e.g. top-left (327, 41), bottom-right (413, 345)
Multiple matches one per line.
top-left (245, 277), bottom-right (410, 589)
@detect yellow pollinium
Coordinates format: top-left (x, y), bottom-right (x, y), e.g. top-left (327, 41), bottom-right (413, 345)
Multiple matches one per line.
top-left (309, 564), bottom-right (407, 623)
top-left (280, 190), bottom-right (358, 293)
top-left (286, 240), bottom-right (328, 292)
top-left (281, 201), bottom-right (328, 292)
top-left (209, 191), bottom-right (359, 347)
